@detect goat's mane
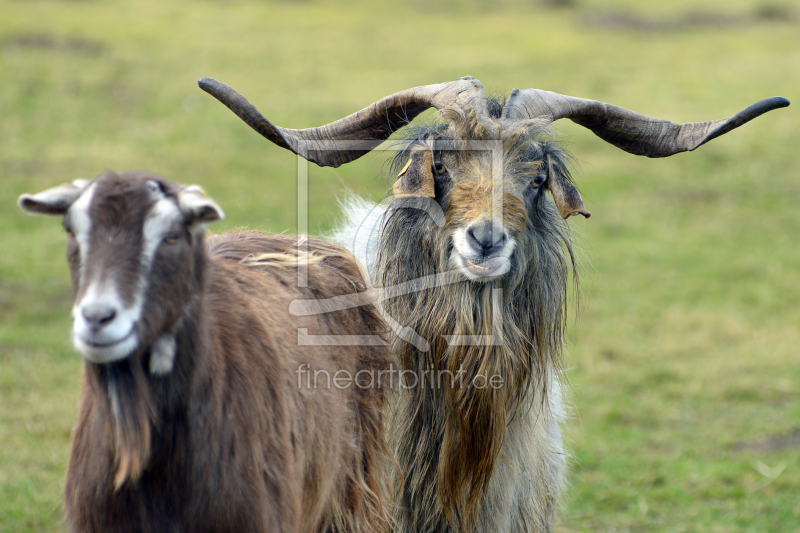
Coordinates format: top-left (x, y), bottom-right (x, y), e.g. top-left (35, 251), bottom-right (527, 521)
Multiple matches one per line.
top-left (379, 95), bottom-right (579, 530)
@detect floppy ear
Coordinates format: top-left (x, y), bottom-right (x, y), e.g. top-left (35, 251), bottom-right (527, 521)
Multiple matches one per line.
top-left (393, 149), bottom-right (436, 199)
top-left (177, 185), bottom-right (225, 225)
top-left (18, 179), bottom-right (91, 216)
top-left (544, 155), bottom-right (591, 219)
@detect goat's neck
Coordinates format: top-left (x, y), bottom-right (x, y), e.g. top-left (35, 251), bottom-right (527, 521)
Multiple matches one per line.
top-left (82, 283), bottom-right (212, 487)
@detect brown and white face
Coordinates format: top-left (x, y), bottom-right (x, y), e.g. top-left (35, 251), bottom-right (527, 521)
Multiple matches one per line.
top-left (392, 138), bottom-right (586, 282)
top-left (19, 171), bottom-right (223, 366)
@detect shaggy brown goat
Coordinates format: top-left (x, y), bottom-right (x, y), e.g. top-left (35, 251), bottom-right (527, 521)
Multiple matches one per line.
top-left (199, 77), bottom-right (788, 532)
top-left (18, 171), bottom-right (393, 533)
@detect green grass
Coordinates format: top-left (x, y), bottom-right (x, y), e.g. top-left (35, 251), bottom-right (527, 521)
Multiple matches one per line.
top-left (1, 0), bottom-right (798, 531)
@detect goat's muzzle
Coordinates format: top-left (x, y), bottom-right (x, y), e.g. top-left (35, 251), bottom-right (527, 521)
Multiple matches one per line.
top-left (451, 220), bottom-right (515, 282)
top-left (72, 287), bottom-right (140, 364)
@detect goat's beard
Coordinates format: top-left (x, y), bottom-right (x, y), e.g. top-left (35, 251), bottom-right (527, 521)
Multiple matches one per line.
top-left (376, 201), bottom-right (573, 531)
top-left (87, 355), bottom-right (157, 490)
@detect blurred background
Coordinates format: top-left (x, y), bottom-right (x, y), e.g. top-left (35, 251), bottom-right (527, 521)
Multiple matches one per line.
top-left (1, 0), bottom-right (798, 531)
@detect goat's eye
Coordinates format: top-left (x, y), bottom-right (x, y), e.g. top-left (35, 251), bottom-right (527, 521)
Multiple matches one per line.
top-left (64, 226), bottom-right (75, 237)
top-left (164, 233), bottom-right (180, 244)
top-left (531, 174), bottom-right (547, 187)
top-left (434, 162), bottom-right (446, 175)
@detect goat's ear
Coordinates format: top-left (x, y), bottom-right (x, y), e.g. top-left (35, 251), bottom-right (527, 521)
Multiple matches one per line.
top-left (18, 179), bottom-right (90, 216)
top-left (393, 150), bottom-right (436, 199)
top-left (178, 185), bottom-right (225, 225)
top-left (543, 156), bottom-right (591, 219)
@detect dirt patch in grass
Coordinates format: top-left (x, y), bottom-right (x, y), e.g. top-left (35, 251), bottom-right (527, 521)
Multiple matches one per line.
top-left (731, 428), bottom-right (800, 453)
top-left (584, 5), bottom-right (797, 31)
top-left (0, 34), bottom-right (104, 55)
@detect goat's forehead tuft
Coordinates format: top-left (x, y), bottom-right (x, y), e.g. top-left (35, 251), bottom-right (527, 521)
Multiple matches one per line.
top-left (69, 174), bottom-right (186, 237)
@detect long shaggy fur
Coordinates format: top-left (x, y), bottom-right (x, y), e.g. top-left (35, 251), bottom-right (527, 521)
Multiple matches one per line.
top-left (333, 97), bottom-right (578, 533)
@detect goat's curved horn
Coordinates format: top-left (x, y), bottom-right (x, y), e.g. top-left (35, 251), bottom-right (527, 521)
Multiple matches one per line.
top-left (199, 77), bottom-right (488, 168)
top-left (502, 89), bottom-right (790, 158)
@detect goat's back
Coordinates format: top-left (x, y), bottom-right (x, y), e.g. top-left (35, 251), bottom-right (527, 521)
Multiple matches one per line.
top-left (204, 231), bottom-right (393, 533)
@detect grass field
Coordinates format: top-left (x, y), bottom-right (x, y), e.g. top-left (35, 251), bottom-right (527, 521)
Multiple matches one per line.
top-left (1, 0), bottom-right (798, 531)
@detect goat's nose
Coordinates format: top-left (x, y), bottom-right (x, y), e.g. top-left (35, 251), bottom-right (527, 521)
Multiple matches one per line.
top-left (81, 303), bottom-right (118, 332)
top-left (466, 221), bottom-right (507, 255)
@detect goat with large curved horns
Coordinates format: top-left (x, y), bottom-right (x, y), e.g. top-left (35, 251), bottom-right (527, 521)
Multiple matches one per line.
top-left (199, 75), bottom-right (788, 163)
top-left (199, 77), bottom-right (788, 533)
top-left (199, 76), bottom-right (787, 220)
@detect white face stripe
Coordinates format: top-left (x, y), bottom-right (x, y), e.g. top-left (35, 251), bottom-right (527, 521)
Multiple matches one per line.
top-left (68, 181), bottom-right (98, 287)
top-left (140, 190), bottom-right (183, 285)
top-left (130, 186), bottom-right (182, 331)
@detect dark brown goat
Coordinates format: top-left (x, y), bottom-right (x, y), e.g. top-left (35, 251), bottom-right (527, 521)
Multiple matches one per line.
top-left (18, 171), bottom-right (393, 533)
